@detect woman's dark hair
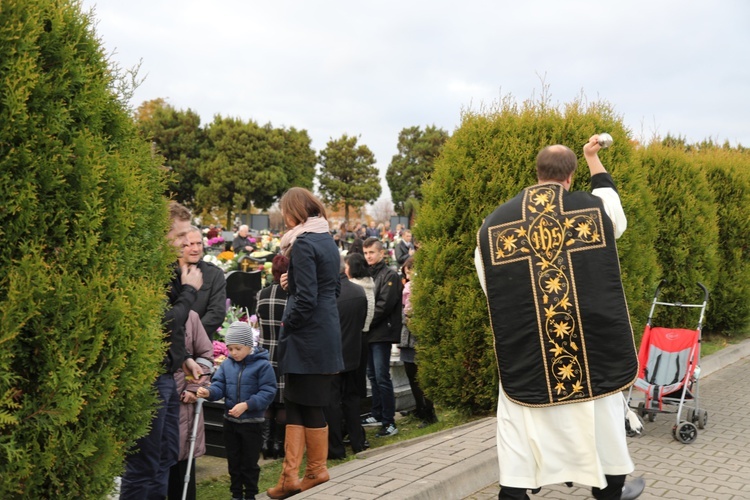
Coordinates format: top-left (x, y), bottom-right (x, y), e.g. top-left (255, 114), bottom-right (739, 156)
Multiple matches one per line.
top-left (348, 238), bottom-right (364, 255)
top-left (345, 252), bottom-right (369, 279)
top-left (271, 254), bottom-right (290, 282)
top-left (279, 187), bottom-right (327, 227)
top-left (402, 256), bottom-right (415, 271)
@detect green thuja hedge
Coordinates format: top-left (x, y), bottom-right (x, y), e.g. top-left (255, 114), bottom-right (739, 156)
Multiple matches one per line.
top-left (699, 147), bottom-right (750, 333)
top-left (0, 0), bottom-right (173, 496)
top-left (640, 143), bottom-right (720, 329)
top-left (412, 96), bottom-right (660, 413)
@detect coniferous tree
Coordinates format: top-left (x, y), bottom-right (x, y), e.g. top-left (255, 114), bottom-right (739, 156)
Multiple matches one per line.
top-left (640, 143), bottom-right (720, 329)
top-left (0, 1), bottom-right (174, 495)
top-left (318, 134), bottom-right (381, 222)
top-left (135, 98), bottom-right (207, 208)
top-left (386, 125), bottom-right (449, 221)
top-left (698, 147), bottom-right (750, 333)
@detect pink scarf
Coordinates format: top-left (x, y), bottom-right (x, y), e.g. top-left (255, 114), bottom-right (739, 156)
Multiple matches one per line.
top-left (280, 216), bottom-right (331, 256)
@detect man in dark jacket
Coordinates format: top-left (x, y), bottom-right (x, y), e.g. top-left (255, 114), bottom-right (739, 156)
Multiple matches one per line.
top-left (395, 229), bottom-right (415, 267)
top-left (120, 202), bottom-right (204, 500)
top-left (362, 237), bottom-right (402, 437)
top-left (325, 261), bottom-right (369, 458)
top-left (182, 227), bottom-right (227, 339)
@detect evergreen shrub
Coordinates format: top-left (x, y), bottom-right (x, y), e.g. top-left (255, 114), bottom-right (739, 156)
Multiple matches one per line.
top-left (0, 1), bottom-right (173, 496)
top-left (640, 143), bottom-right (720, 329)
top-left (412, 95), bottom-right (659, 412)
top-left (699, 148), bottom-right (750, 333)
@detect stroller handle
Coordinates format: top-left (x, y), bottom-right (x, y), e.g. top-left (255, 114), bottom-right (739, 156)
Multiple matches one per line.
top-left (648, 280), bottom-right (710, 327)
top-left (697, 282), bottom-right (709, 303)
top-left (653, 279), bottom-right (668, 300)
top-left (653, 280), bottom-right (709, 303)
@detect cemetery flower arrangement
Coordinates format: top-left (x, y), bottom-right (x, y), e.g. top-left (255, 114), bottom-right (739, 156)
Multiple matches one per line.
top-left (207, 236), bottom-right (224, 247)
top-left (212, 340), bottom-right (228, 367)
top-left (259, 230), bottom-right (281, 252)
top-left (212, 301), bottom-right (260, 367)
top-left (203, 253), bottom-right (237, 273)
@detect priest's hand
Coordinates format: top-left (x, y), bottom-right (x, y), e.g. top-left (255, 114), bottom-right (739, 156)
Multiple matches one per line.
top-left (583, 135), bottom-right (606, 176)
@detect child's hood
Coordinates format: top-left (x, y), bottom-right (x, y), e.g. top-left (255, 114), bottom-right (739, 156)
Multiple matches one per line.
top-left (245, 346), bottom-right (270, 363)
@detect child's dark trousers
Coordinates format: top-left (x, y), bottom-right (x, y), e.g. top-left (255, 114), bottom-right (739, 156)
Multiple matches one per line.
top-left (224, 420), bottom-right (263, 499)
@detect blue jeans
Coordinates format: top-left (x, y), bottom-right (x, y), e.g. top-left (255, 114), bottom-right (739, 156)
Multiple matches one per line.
top-left (120, 373), bottom-right (180, 500)
top-left (367, 342), bottom-right (395, 426)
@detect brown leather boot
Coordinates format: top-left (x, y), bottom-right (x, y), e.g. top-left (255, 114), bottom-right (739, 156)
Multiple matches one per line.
top-left (266, 424), bottom-right (305, 499)
top-left (300, 425), bottom-right (330, 491)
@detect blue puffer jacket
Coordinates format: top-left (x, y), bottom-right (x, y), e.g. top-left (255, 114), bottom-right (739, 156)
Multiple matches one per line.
top-left (206, 347), bottom-right (277, 422)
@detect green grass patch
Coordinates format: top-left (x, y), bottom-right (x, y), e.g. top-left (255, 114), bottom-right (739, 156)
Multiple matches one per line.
top-left (701, 330), bottom-right (750, 357)
top-left (195, 407), bottom-right (482, 498)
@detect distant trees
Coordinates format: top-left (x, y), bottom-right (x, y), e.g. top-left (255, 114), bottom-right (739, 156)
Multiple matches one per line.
top-left (195, 117), bottom-right (316, 226)
top-left (386, 125), bottom-right (450, 221)
top-left (135, 98), bottom-right (206, 208)
top-left (137, 109), bottom-right (457, 227)
top-left (318, 134), bottom-right (382, 222)
top-left (135, 107), bottom-right (316, 226)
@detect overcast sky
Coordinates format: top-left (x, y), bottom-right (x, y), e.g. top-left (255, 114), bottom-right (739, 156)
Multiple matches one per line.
top-left (82, 0), bottom-right (750, 201)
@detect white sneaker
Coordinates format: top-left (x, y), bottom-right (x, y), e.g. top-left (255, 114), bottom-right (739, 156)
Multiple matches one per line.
top-left (375, 423), bottom-right (398, 437)
top-left (361, 416), bottom-right (382, 427)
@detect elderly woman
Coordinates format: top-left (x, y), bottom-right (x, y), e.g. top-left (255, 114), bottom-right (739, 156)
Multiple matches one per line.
top-left (267, 187), bottom-right (344, 499)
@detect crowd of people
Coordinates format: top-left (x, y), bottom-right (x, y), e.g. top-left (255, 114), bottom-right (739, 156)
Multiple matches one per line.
top-left (124, 135), bottom-right (645, 500)
top-left (122, 192), bottom-right (426, 500)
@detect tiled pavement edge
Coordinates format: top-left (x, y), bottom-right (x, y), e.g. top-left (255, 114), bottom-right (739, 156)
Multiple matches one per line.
top-left (256, 417), bottom-right (499, 500)
top-left (248, 339), bottom-right (750, 499)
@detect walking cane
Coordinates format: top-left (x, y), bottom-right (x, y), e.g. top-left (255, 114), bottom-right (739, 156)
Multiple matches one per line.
top-left (182, 397), bottom-right (205, 500)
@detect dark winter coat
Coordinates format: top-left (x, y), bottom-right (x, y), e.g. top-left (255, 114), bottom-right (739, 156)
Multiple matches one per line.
top-left (367, 259), bottom-right (402, 344)
top-left (165, 263), bottom-right (198, 373)
top-left (279, 232), bottom-right (344, 375)
top-left (395, 240), bottom-right (414, 266)
top-left (337, 275), bottom-right (368, 372)
top-left (192, 260), bottom-right (227, 340)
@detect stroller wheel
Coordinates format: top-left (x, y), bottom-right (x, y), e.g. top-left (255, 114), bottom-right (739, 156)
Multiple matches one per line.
top-left (686, 408), bottom-right (696, 423)
top-left (647, 412), bottom-right (656, 422)
top-left (673, 421), bottom-right (698, 444)
top-left (637, 402), bottom-right (647, 417)
top-left (696, 409), bottom-right (708, 429)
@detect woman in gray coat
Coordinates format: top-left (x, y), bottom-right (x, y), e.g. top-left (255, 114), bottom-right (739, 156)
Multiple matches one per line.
top-left (267, 188), bottom-right (344, 499)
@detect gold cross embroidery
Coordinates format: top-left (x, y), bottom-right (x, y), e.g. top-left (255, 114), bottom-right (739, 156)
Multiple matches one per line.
top-left (487, 184), bottom-right (606, 403)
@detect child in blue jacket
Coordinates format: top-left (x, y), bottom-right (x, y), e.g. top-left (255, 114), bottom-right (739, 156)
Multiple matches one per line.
top-left (197, 321), bottom-right (277, 500)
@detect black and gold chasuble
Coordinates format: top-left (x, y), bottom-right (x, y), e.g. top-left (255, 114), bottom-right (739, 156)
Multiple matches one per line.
top-left (478, 173), bottom-right (638, 407)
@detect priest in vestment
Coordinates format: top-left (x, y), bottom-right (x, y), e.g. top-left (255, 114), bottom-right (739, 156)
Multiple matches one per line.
top-left (475, 135), bottom-right (645, 500)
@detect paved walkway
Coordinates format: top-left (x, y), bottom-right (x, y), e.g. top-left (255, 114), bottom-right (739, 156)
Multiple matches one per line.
top-left (467, 340), bottom-right (750, 500)
top-left (235, 339), bottom-right (750, 499)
